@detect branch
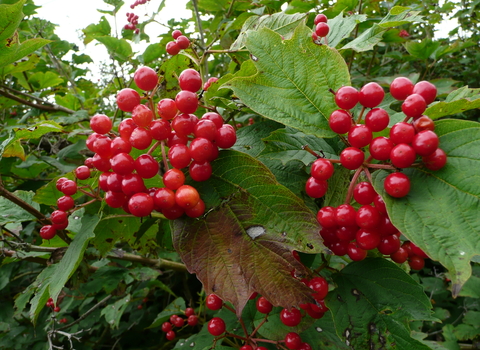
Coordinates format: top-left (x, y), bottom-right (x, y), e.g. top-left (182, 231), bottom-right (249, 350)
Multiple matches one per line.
top-left (0, 88), bottom-right (75, 114)
top-left (57, 294), bottom-right (112, 331)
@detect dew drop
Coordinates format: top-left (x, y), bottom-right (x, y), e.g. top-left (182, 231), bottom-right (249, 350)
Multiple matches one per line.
top-left (316, 327), bottom-right (323, 332)
top-left (190, 343), bottom-right (195, 347)
top-left (251, 54), bottom-right (258, 62)
top-left (460, 251), bottom-right (465, 256)
top-left (246, 225), bottom-right (266, 240)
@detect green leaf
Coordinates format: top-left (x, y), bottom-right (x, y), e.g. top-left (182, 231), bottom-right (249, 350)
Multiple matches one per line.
top-left (327, 258), bottom-right (435, 350)
top-left (0, 0), bottom-right (25, 42)
top-left (342, 7), bottom-right (424, 52)
top-left (405, 39), bottom-right (441, 60)
top-left (95, 36), bottom-right (132, 62)
top-left (14, 121), bottom-right (63, 141)
top-left (28, 264), bottom-right (57, 325)
top-left (372, 119), bottom-right (480, 296)
top-left (48, 214), bottom-right (100, 302)
top-left (299, 311), bottom-right (350, 349)
top-left (230, 11), bottom-right (308, 51)
top-left (425, 86), bottom-right (480, 120)
top-left (2, 139), bottom-right (24, 160)
top-left (232, 120), bottom-right (284, 157)
top-left (101, 294), bottom-right (130, 329)
top-left (197, 0), bottom-right (229, 12)
top-left (225, 24), bottom-right (350, 138)
top-left (0, 37), bottom-right (51, 69)
top-left (173, 150), bottom-right (324, 316)
top-left (28, 71), bottom-right (64, 89)
top-left (458, 275), bottom-right (480, 298)
top-left (140, 43), bottom-right (164, 64)
top-left (82, 16), bottom-right (111, 44)
top-left (327, 12), bottom-right (367, 48)
top-left (0, 190), bottom-right (40, 225)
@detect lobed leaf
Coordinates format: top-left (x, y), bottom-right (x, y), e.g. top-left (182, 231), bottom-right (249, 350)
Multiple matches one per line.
top-left (226, 23), bottom-right (350, 138)
top-left (173, 150), bottom-right (324, 316)
top-left (372, 119), bottom-right (480, 296)
top-left (327, 258), bottom-right (435, 350)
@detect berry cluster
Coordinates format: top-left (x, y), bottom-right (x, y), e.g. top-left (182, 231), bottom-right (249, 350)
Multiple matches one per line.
top-left (46, 297), bottom-right (61, 313)
top-left (166, 30), bottom-right (190, 56)
top-left (161, 307), bottom-right (198, 341)
top-left (304, 77), bottom-right (443, 268)
top-left (129, 0), bottom-right (150, 9)
top-left (124, 12), bottom-right (140, 34)
top-left (204, 280), bottom-right (328, 350)
top-left (311, 13), bottom-right (329, 44)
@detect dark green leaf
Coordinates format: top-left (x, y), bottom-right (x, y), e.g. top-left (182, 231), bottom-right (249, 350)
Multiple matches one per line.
top-left (425, 86), bottom-right (480, 120)
top-left (226, 24), bottom-right (350, 138)
top-left (101, 294), bottom-right (130, 329)
top-left (230, 11), bottom-right (308, 51)
top-left (372, 119), bottom-right (480, 296)
top-left (173, 150), bottom-right (324, 316)
top-left (148, 297), bottom-right (186, 328)
top-left (95, 36), bottom-right (132, 62)
top-left (327, 12), bottom-right (367, 48)
top-left (327, 258), bottom-right (435, 350)
top-left (0, 190), bottom-right (40, 225)
top-left (140, 43), bottom-right (164, 64)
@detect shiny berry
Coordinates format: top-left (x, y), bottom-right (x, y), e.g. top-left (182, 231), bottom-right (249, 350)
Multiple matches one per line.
top-left (384, 172), bottom-right (410, 198)
top-left (335, 86), bottom-right (359, 110)
top-left (359, 82), bottom-right (385, 108)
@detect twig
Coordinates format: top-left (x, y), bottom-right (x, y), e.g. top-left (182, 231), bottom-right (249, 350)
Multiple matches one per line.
top-left (0, 89), bottom-right (75, 114)
top-left (57, 295), bottom-right (113, 331)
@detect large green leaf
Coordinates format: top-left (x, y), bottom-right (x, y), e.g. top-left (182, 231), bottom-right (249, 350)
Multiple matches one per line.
top-left (173, 150), bottom-right (324, 316)
top-left (327, 258), bottom-right (435, 350)
top-left (225, 23), bottom-right (350, 138)
top-left (82, 16), bottom-right (111, 44)
top-left (95, 36), bottom-right (132, 62)
top-left (48, 214), bottom-right (100, 302)
top-left (0, 0), bottom-right (24, 42)
top-left (425, 86), bottom-right (480, 120)
top-left (327, 12), bottom-right (367, 48)
top-left (372, 119), bottom-right (480, 296)
top-left (342, 6), bottom-right (424, 52)
top-left (0, 37), bottom-right (50, 69)
top-left (0, 190), bottom-right (40, 225)
top-left (230, 11), bottom-right (308, 51)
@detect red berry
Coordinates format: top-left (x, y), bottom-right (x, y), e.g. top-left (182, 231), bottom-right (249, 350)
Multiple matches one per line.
top-left (356, 205), bottom-right (381, 229)
top-left (408, 255), bottom-right (425, 270)
top-left (305, 177), bottom-right (328, 198)
top-left (356, 228), bottom-right (381, 250)
top-left (50, 210), bottom-right (67, 224)
top-left (401, 94), bottom-right (426, 119)
top-left (314, 14), bottom-right (328, 24)
top-left (163, 168), bottom-right (185, 190)
top-left (335, 86), bottom-right (359, 110)
top-left (105, 191), bottom-right (127, 208)
top-left (132, 104), bottom-right (154, 127)
top-left (111, 137), bottom-right (132, 155)
top-left (285, 332), bottom-right (302, 350)
top-left (329, 240), bottom-right (349, 256)
top-left (390, 246), bottom-right (408, 263)
top-left (57, 196), bottom-right (74, 211)
top-left (412, 130), bottom-right (439, 156)
top-left (161, 321), bottom-right (172, 332)
top-left (329, 110), bottom-right (352, 134)
top-left (369, 136), bottom-right (394, 161)
top-left (207, 317), bottom-right (226, 336)
top-left (135, 154), bottom-right (159, 179)
top-left (308, 276), bottom-right (329, 300)
top-left (116, 88), bottom-right (141, 112)
top-left (150, 119), bottom-right (171, 141)
top-left (359, 82), bottom-right (385, 108)
top-left (390, 77), bottom-right (414, 100)
top-left (90, 114), bottom-right (112, 134)
top-left (54, 306), bottom-right (61, 312)
top-left (410, 242), bottom-right (429, 259)
top-left (153, 187), bottom-right (176, 210)
top-left (422, 148), bottom-right (447, 171)
top-left (353, 181), bottom-right (376, 205)
top-left (202, 112), bottom-right (224, 129)
top-left (377, 234), bottom-right (401, 255)
top-left (194, 119), bottom-right (217, 140)
top-left (206, 294), bottom-right (223, 310)
top-left (175, 90), bottom-right (198, 114)
top-left (184, 307), bottom-right (194, 317)
top-left (384, 172), bottom-right (410, 198)
top-left (128, 193), bottom-right (154, 217)
top-left (256, 296), bottom-right (273, 314)
top-left (348, 124), bottom-right (373, 148)
top-left (187, 315), bottom-right (198, 326)
top-left (280, 308), bottom-right (302, 327)
top-left (347, 242), bottom-right (367, 261)
top-left (61, 180), bottom-right (77, 196)
top-left (413, 80), bottom-right (437, 105)
top-left (166, 41), bottom-right (180, 55)
top-left (130, 127), bottom-right (153, 150)
top-left (134, 66), bottom-right (158, 91)
top-left (316, 206), bottom-right (337, 228)
top-left (390, 143), bottom-right (417, 168)
top-left (172, 30), bottom-right (182, 39)
top-left (175, 185), bottom-right (200, 209)
top-left (340, 147), bottom-right (364, 170)
top-left (168, 144), bottom-right (191, 169)
top-left (315, 22), bottom-right (329, 37)
top-left (389, 122), bottom-right (415, 145)
top-left (111, 152), bottom-right (135, 175)
top-left (215, 124), bottom-right (236, 148)
top-left (75, 165), bottom-right (91, 180)
top-left (298, 343), bottom-right (312, 350)
top-left (176, 35), bottom-right (190, 49)
top-left (335, 225), bottom-right (357, 241)
top-left (365, 108), bottom-right (389, 132)
top-left (189, 137), bottom-right (217, 163)
top-left (335, 204), bottom-right (357, 227)
top-left (40, 225), bottom-right (56, 240)
top-left (413, 115), bottom-right (435, 133)
top-left (157, 98), bottom-right (178, 120)
top-left (185, 199), bottom-right (206, 218)
top-left (122, 174), bottom-right (146, 196)
top-left (166, 330), bottom-right (176, 340)
top-left (179, 68), bottom-right (202, 92)
top-left (173, 317), bottom-right (184, 328)
top-left (119, 118), bottom-right (137, 139)
top-left (240, 346), bottom-right (253, 350)
top-left (189, 161), bottom-right (212, 182)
